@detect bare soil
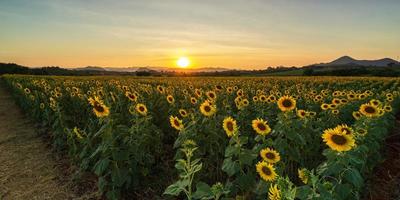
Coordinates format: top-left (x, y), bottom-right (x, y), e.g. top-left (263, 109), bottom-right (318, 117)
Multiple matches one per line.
top-left (364, 116), bottom-right (400, 200)
top-left (0, 84), bottom-right (89, 200)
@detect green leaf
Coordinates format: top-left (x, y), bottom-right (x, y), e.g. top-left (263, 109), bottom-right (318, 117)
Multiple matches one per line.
top-left (164, 182), bottom-right (184, 196)
top-left (296, 186), bottom-right (312, 199)
top-left (343, 168), bottom-right (363, 189)
top-left (225, 145), bottom-right (240, 157)
top-left (239, 149), bottom-right (257, 166)
top-left (334, 183), bottom-right (351, 200)
top-left (192, 182), bottom-right (213, 199)
top-left (94, 158), bottom-right (110, 176)
top-left (222, 158), bottom-right (240, 177)
top-left (236, 173), bottom-right (256, 191)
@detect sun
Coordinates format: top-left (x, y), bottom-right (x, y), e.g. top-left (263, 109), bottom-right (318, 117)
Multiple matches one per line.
top-left (177, 57), bottom-right (190, 68)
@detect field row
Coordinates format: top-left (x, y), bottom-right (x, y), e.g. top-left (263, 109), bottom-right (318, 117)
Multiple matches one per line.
top-left (2, 75), bottom-right (400, 200)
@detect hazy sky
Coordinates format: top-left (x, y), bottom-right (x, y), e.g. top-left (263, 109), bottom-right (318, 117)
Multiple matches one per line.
top-left (1, 0), bottom-right (399, 69)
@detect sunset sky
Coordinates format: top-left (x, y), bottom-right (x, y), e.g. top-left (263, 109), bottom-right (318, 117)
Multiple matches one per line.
top-left (1, 0), bottom-right (399, 69)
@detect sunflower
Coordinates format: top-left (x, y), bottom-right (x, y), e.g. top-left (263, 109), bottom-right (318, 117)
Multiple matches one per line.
top-left (88, 96), bottom-right (110, 118)
top-left (314, 95), bottom-right (323, 102)
top-left (268, 184), bottom-right (281, 200)
top-left (308, 111), bottom-right (317, 117)
top-left (332, 98), bottom-right (341, 105)
top-left (369, 99), bottom-right (381, 107)
top-left (190, 97), bottom-right (197, 104)
top-left (226, 87), bottom-right (233, 93)
top-left (356, 128), bottom-right (368, 136)
top-left (206, 91), bottom-right (217, 100)
top-left (252, 96), bottom-right (259, 102)
top-left (321, 103), bottom-right (329, 110)
top-left (335, 124), bottom-right (353, 135)
top-left (166, 95), bottom-right (175, 104)
top-left (297, 109), bottom-right (307, 118)
top-left (179, 109), bottom-right (188, 117)
top-left (298, 168), bottom-right (308, 184)
top-left (378, 109), bottom-right (385, 116)
top-left (329, 104), bottom-right (337, 109)
top-left (222, 117), bottom-right (238, 137)
top-left (252, 119), bottom-right (271, 136)
top-left (256, 161), bottom-right (277, 182)
top-left (125, 91), bottom-right (137, 102)
top-left (359, 103), bottom-right (379, 117)
top-left (352, 111), bottom-right (362, 120)
top-left (200, 101), bottom-right (217, 117)
top-left (332, 109), bottom-right (339, 115)
top-left (242, 99), bottom-right (249, 106)
top-left (260, 95), bottom-right (267, 102)
top-left (156, 85), bottom-right (164, 93)
top-left (195, 89), bottom-right (202, 97)
top-left (384, 105), bottom-right (392, 112)
top-left (260, 148), bottom-right (280, 164)
top-left (169, 116), bottom-right (184, 131)
top-left (277, 95), bottom-right (296, 112)
top-left (269, 95), bottom-right (277, 102)
top-left (347, 94), bottom-right (356, 100)
top-left (322, 128), bottom-right (355, 152)
top-left (135, 103), bottom-right (147, 116)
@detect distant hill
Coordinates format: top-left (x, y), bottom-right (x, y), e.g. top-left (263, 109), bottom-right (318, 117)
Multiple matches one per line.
top-left (75, 66), bottom-right (106, 71)
top-left (316, 56), bottom-right (399, 67)
top-left (105, 67), bottom-right (229, 73)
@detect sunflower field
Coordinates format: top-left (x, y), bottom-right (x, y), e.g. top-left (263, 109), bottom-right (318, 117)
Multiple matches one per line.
top-left (2, 75), bottom-right (400, 200)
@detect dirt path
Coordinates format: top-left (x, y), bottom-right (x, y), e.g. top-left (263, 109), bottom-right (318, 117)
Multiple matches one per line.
top-left (364, 116), bottom-right (400, 200)
top-left (0, 85), bottom-right (76, 200)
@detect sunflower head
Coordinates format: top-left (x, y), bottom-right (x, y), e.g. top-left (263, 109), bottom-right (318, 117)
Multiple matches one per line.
top-left (190, 97), bottom-right (197, 104)
top-left (332, 98), bottom-right (341, 105)
top-left (206, 91), bottom-right (217, 100)
top-left (356, 128), bottom-right (368, 136)
top-left (268, 184), bottom-right (281, 200)
top-left (169, 116), bottom-right (184, 131)
top-left (179, 109), bottom-right (188, 118)
top-left (125, 91), bottom-right (137, 102)
top-left (88, 96), bottom-right (110, 118)
top-left (359, 103), bottom-right (379, 117)
top-left (256, 161), bottom-right (277, 182)
top-left (166, 95), bottom-right (175, 104)
top-left (298, 168), bottom-right (309, 184)
top-left (260, 148), bottom-right (280, 164)
top-left (322, 128), bottom-right (355, 152)
top-left (135, 103), bottom-right (148, 116)
top-left (156, 85), bottom-right (164, 93)
top-left (200, 101), bottom-right (217, 117)
top-left (369, 99), bottom-right (381, 107)
top-left (222, 117), bottom-right (238, 137)
top-left (252, 118), bottom-right (272, 136)
top-left (384, 105), bottom-right (393, 112)
top-left (277, 95), bottom-right (296, 112)
top-left (335, 124), bottom-right (353, 135)
top-left (297, 109), bottom-right (307, 118)
top-left (352, 111), bottom-right (362, 120)
top-left (332, 109), bottom-right (339, 115)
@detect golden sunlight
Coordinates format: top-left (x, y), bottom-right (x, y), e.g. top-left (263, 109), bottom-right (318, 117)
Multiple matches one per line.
top-left (177, 57), bottom-right (190, 68)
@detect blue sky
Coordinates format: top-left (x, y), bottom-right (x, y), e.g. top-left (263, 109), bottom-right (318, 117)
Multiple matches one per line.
top-left (1, 0), bottom-right (399, 68)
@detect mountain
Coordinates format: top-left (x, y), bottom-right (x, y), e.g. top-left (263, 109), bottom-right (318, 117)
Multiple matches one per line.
top-left (318, 56), bottom-right (399, 67)
top-left (75, 66), bottom-right (106, 71)
top-left (74, 66), bottom-right (230, 73)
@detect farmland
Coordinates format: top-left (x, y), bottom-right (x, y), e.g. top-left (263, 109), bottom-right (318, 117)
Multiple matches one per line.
top-left (1, 75), bottom-right (400, 200)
